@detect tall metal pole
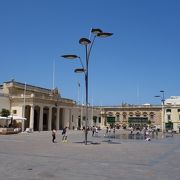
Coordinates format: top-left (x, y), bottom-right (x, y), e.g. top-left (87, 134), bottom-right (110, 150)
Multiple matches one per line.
top-left (22, 82), bottom-right (26, 131)
top-left (85, 44), bottom-right (89, 145)
top-left (161, 90), bottom-right (165, 133)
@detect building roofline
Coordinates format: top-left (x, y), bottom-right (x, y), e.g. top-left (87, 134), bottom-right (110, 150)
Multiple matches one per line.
top-left (3, 80), bottom-right (52, 92)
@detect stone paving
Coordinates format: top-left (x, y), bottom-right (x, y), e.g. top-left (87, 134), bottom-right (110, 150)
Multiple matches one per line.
top-left (0, 129), bottom-right (180, 180)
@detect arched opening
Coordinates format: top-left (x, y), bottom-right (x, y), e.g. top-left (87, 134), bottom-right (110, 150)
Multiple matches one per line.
top-left (43, 107), bottom-right (49, 131)
top-left (34, 106), bottom-right (40, 131)
top-left (52, 107), bottom-right (57, 130)
top-left (24, 105), bottom-right (30, 130)
top-left (78, 115), bottom-right (81, 130)
top-left (59, 108), bottom-right (64, 129)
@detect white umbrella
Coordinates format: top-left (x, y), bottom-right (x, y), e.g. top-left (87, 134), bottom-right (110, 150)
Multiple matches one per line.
top-left (0, 116), bottom-right (11, 120)
top-left (8, 115), bottom-right (27, 131)
top-left (8, 115), bottom-right (27, 121)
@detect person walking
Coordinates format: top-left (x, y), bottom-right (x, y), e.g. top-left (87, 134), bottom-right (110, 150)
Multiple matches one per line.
top-left (104, 126), bottom-right (109, 137)
top-left (52, 129), bottom-right (56, 143)
top-left (92, 126), bottom-right (95, 136)
top-left (113, 127), bottom-right (116, 138)
top-left (62, 127), bottom-right (68, 143)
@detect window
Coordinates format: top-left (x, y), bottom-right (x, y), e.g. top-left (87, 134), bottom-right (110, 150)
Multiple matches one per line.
top-left (116, 115), bottom-right (120, 121)
top-left (122, 112), bottom-right (127, 121)
top-left (178, 109), bottom-right (180, 113)
top-left (150, 115), bottom-right (154, 120)
top-left (99, 117), bottom-right (101, 123)
top-left (143, 112), bottom-right (148, 117)
top-left (13, 110), bottom-right (17, 114)
top-left (93, 116), bottom-right (97, 123)
top-left (166, 109), bottom-right (171, 113)
top-left (167, 115), bottom-right (171, 121)
top-left (123, 115), bottom-right (126, 120)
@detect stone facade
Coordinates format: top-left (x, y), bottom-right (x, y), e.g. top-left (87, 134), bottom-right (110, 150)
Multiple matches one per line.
top-left (164, 96), bottom-right (180, 132)
top-left (0, 90), bottom-right (10, 112)
top-left (0, 80), bottom-right (101, 131)
top-left (2, 80), bottom-right (173, 132)
top-left (100, 105), bottom-right (162, 129)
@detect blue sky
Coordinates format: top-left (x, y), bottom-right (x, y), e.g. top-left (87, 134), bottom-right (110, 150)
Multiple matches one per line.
top-left (0, 0), bottom-right (180, 106)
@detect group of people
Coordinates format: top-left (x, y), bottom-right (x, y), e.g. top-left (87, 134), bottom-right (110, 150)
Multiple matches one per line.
top-left (104, 126), bottom-right (116, 138)
top-left (52, 127), bottom-right (68, 143)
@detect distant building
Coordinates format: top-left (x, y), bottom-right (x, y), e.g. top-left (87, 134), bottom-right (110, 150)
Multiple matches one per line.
top-left (100, 105), bottom-right (162, 129)
top-left (0, 80), bottom-right (101, 131)
top-left (164, 96), bottom-right (180, 132)
top-left (0, 88), bottom-right (10, 112)
top-left (2, 80), bottom-right (180, 133)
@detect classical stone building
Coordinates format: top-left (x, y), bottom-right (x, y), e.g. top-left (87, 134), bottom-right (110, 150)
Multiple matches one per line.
top-left (100, 105), bottom-right (162, 129)
top-left (3, 80), bottom-right (176, 132)
top-left (0, 80), bottom-right (101, 131)
top-left (0, 91), bottom-right (10, 112)
top-left (164, 96), bottom-right (180, 132)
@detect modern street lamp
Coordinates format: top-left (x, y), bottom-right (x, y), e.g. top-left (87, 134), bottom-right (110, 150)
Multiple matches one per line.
top-left (61, 28), bottom-right (113, 145)
top-left (155, 90), bottom-right (165, 133)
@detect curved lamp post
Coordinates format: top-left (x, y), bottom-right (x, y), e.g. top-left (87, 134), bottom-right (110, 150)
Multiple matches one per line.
top-left (62, 28), bottom-right (113, 145)
top-left (155, 90), bottom-right (165, 133)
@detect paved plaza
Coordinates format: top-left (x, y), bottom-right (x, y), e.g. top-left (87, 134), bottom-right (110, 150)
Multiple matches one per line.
top-left (0, 129), bottom-right (180, 180)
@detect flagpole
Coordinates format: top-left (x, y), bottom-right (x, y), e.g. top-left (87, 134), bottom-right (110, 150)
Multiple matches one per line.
top-left (22, 82), bottom-right (26, 131)
top-left (53, 59), bottom-right (55, 89)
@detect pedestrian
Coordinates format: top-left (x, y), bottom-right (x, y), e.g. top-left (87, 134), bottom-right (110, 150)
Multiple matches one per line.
top-left (52, 129), bottom-right (56, 143)
top-left (113, 127), bottom-right (116, 138)
top-left (95, 126), bottom-right (98, 136)
top-left (104, 126), bottom-right (109, 137)
top-left (92, 126), bottom-right (95, 136)
top-left (62, 127), bottom-right (68, 143)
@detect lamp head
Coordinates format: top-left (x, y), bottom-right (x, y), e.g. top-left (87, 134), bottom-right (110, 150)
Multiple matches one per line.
top-left (74, 68), bottom-right (85, 73)
top-left (154, 95), bottom-right (161, 98)
top-left (61, 55), bottom-right (79, 59)
top-left (79, 38), bottom-right (91, 45)
top-left (97, 32), bottom-right (113, 38)
top-left (91, 28), bottom-right (103, 35)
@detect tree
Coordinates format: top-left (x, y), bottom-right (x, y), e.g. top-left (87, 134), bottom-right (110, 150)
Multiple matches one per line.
top-left (0, 109), bottom-right (10, 117)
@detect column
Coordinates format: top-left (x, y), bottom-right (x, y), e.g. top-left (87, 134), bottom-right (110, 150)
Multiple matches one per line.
top-left (69, 109), bottom-right (72, 130)
top-left (29, 105), bottom-right (34, 131)
top-left (21, 106), bottom-right (25, 132)
top-left (39, 106), bottom-right (43, 131)
top-left (48, 107), bottom-right (52, 131)
top-left (81, 106), bottom-right (84, 127)
top-left (63, 108), bottom-right (70, 128)
top-left (56, 107), bottom-right (60, 130)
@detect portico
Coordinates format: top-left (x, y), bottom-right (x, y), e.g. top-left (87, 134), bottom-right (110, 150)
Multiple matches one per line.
top-left (25, 104), bottom-right (69, 131)
top-left (2, 80), bottom-right (76, 131)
